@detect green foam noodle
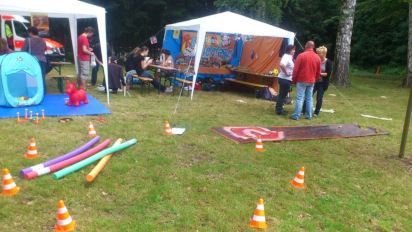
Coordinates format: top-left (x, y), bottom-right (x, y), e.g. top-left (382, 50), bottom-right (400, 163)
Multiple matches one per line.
top-left (52, 139), bottom-right (137, 179)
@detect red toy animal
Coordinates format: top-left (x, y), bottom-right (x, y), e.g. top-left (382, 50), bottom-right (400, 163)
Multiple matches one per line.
top-left (65, 81), bottom-right (88, 107)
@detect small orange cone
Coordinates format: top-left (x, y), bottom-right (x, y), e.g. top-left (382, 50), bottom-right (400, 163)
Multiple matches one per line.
top-left (250, 198), bottom-right (267, 229)
top-left (164, 121), bottom-right (173, 135)
top-left (25, 138), bottom-right (39, 159)
top-left (1, 169), bottom-right (20, 196)
top-left (55, 200), bottom-right (76, 232)
top-left (88, 121), bottom-right (97, 136)
top-left (255, 135), bottom-right (264, 152)
top-left (290, 167), bottom-right (305, 188)
top-left (376, 66), bottom-right (380, 75)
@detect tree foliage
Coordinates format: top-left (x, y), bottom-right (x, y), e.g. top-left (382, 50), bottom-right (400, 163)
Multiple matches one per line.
top-left (214, 0), bottom-right (283, 24)
top-left (83, 0), bottom-right (217, 53)
top-left (44, 0), bottom-right (410, 75)
top-left (351, 0), bottom-right (408, 69)
top-left (280, 0), bottom-right (340, 55)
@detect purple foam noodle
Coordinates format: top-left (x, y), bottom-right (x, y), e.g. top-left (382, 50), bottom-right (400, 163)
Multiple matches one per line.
top-left (19, 136), bottom-right (101, 177)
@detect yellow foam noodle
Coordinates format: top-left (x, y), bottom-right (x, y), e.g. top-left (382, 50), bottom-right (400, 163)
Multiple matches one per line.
top-left (86, 138), bottom-right (123, 182)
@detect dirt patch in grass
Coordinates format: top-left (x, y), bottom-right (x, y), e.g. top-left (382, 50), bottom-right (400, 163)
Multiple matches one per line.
top-left (181, 144), bottom-right (198, 151)
top-left (391, 156), bottom-right (412, 173)
top-left (190, 154), bottom-right (216, 165)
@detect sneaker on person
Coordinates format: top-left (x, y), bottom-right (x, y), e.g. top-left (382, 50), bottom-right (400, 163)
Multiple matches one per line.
top-left (117, 88), bottom-right (123, 92)
top-left (290, 116), bottom-right (299, 121)
top-left (164, 86), bottom-right (173, 93)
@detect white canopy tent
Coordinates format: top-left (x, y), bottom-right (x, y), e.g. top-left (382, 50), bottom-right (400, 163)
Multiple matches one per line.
top-left (0, 0), bottom-right (110, 104)
top-left (165, 11), bottom-right (295, 99)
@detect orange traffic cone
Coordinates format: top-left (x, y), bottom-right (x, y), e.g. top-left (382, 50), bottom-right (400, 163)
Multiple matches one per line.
top-left (55, 200), bottom-right (76, 232)
top-left (88, 121), bottom-right (97, 136)
top-left (250, 198), bottom-right (267, 229)
top-left (1, 169), bottom-right (20, 195)
top-left (376, 66), bottom-right (380, 75)
top-left (255, 135), bottom-right (264, 152)
top-left (25, 138), bottom-right (39, 159)
top-left (164, 121), bottom-right (173, 135)
top-left (290, 167), bottom-right (305, 188)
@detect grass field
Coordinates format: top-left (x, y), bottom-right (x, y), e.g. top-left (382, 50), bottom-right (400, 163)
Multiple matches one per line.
top-left (0, 66), bottom-right (411, 231)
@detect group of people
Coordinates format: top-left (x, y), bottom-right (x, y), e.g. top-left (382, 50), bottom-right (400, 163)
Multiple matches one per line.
top-left (124, 47), bottom-right (174, 93)
top-left (275, 41), bottom-right (333, 120)
top-left (75, 25), bottom-right (175, 94)
top-left (5, 25), bottom-right (330, 110)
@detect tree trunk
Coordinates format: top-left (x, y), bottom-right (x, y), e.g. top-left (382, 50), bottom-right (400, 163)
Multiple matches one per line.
top-left (332, 0), bottom-right (356, 87)
top-left (257, 0), bottom-right (267, 20)
top-left (403, 2), bottom-right (412, 88)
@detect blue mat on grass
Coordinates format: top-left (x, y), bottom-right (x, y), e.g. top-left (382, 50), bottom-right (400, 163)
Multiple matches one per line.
top-left (0, 94), bottom-right (111, 119)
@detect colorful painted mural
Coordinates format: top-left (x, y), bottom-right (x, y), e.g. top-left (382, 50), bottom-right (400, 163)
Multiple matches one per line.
top-left (181, 31), bottom-right (197, 57)
top-left (201, 33), bottom-right (235, 66)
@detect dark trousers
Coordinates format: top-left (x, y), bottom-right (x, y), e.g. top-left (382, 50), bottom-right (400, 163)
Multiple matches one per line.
top-left (91, 63), bottom-right (102, 86)
top-left (275, 78), bottom-right (291, 114)
top-left (302, 82), bottom-right (325, 115)
top-left (140, 71), bottom-right (166, 92)
top-left (39, 61), bottom-right (47, 94)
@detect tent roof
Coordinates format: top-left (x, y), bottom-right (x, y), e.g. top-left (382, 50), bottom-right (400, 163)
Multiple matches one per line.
top-left (165, 11), bottom-right (295, 39)
top-left (0, 0), bottom-right (105, 18)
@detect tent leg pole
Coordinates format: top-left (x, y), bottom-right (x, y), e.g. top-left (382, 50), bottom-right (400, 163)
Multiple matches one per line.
top-left (399, 85), bottom-right (412, 158)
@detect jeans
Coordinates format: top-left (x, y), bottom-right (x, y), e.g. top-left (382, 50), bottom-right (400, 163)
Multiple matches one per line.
top-left (125, 70), bottom-right (136, 86)
top-left (292, 82), bottom-right (314, 119)
top-left (140, 71), bottom-right (166, 92)
top-left (302, 82), bottom-right (325, 115)
top-left (91, 62), bottom-right (101, 86)
top-left (276, 78), bottom-right (291, 114)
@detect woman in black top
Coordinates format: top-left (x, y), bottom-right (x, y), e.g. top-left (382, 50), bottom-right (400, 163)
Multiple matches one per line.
top-left (302, 46), bottom-right (333, 117)
top-left (132, 46), bottom-right (172, 93)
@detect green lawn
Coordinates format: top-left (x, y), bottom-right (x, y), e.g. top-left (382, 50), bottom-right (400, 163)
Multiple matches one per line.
top-left (0, 67), bottom-right (411, 231)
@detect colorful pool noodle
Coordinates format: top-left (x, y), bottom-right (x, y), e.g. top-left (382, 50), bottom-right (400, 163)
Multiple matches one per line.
top-left (24, 139), bottom-right (111, 180)
top-left (20, 136), bottom-right (101, 177)
top-left (53, 138), bottom-right (137, 180)
top-left (86, 138), bottom-right (123, 182)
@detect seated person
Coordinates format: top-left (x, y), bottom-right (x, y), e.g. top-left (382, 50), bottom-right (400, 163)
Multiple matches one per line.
top-left (126, 46), bottom-right (172, 93)
top-left (159, 49), bottom-right (175, 79)
top-left (105, 56), bottom-right (125, 94)
top-left (160, 49), bottom-right (174, 68)
top-left (124, 47), bottom-right (139, 90)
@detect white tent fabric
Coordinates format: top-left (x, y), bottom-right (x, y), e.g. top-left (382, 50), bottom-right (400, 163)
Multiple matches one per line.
top-left (165, 11), bottom-right (295, 99)
top-left (0, 0), bottom-right (110, 104)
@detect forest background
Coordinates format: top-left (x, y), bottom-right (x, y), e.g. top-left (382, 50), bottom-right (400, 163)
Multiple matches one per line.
top-left (47, 0), bottom-right (408, 76)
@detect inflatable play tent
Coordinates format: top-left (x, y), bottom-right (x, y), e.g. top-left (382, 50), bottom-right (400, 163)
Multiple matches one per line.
top-left (0, 52), bottom-right (44, 107)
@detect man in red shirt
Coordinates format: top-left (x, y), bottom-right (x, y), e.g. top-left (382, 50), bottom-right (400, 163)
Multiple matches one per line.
top-left (290, 41), bottom-right (321, 120)
top-left (77, 27), bottom-right (95, 90)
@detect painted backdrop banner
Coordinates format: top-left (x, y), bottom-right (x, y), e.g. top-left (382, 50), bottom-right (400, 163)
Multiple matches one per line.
top-left (181, 31), bottom-right (197, 56)
top-left (201, 33), bottom-right (235, 66)
top-left (31, 13), bottom-right (49, 36)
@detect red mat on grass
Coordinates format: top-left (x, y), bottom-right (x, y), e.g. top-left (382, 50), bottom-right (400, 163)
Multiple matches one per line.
top-left (211, 124), bottom-right (389, 144)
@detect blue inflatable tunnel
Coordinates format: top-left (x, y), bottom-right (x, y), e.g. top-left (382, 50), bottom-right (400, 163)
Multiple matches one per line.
top-left (0, 52), bottom-right (44, 107)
